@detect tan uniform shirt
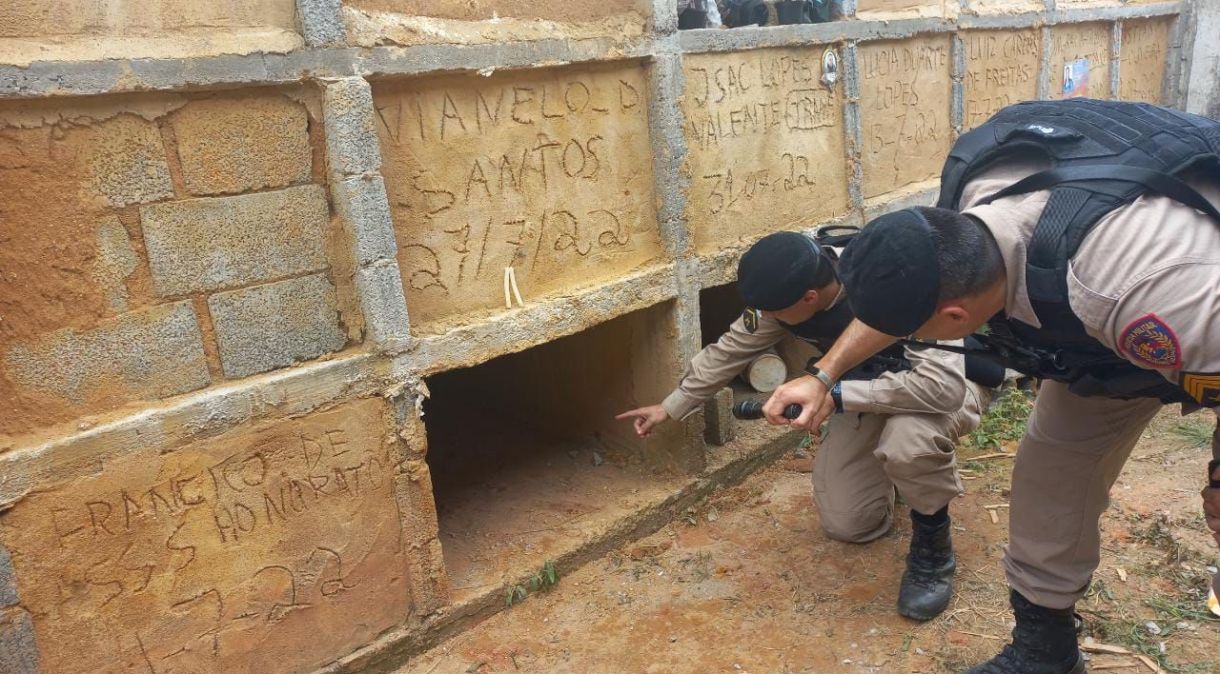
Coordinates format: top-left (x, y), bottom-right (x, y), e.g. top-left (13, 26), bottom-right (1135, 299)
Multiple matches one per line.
top-left (959, 159), bottom-right (1220, 408)
top-left (661, 287), bottom-right (972, 420)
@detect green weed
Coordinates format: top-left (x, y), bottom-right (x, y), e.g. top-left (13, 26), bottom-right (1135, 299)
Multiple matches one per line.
top-left (966, 387), bottom-right (1034, 451)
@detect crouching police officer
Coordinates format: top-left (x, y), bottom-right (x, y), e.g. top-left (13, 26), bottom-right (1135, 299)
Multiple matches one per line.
top-left (617, 230), bottom-right (1002, 620)
top-left (762, 99), bottom-right (1220, 674)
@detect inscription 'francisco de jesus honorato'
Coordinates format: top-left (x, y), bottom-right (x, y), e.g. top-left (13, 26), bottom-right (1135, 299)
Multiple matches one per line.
top-left (374, 65), bottom-right (665, 333)
top-left (0, 399), bottom-right (411, 674)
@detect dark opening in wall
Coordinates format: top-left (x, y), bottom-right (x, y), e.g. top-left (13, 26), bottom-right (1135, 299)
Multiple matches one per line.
top-left (422, 302), bottom-right (688, 598)
top-left (697, 282), bottom-right (817, 398)
top-left (699, 282), bottom-right (746, 348)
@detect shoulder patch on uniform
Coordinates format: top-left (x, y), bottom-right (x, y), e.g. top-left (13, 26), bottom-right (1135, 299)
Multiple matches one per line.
top-left (1180, 372), bottom-right (1220, 406)
top-left (743, 308), bottom-right (760, 333)
top-left (1120, 313), bottom-right (1181, 369)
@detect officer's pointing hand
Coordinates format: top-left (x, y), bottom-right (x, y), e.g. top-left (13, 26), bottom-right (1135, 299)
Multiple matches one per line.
top-left (762, 375), bottom-right (835, 431)
top-left (616, 405), bottom-right (669, 438)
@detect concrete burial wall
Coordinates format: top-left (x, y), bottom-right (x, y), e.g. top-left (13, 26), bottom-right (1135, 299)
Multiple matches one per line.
top-left (0, 1), bottom-right (1211, 674)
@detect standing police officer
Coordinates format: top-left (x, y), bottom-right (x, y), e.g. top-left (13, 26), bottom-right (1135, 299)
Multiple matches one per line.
top-left (618, 230), bottom-right (1000, 621)
top-left (762, 99), bottom-right (1220, 674)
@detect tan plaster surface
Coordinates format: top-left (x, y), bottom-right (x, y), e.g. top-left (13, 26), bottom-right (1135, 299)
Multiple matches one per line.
top-left (682, 48), bottom-right (849, 254)
top-left (170, 95), bottom-right (313, 197)
top-left (342, 0), bottom-right (647, 47)
top-left (858, 35), bottom-right (953, 200)
top-left (0, 398), bottom-right (413, 674)
top-left (1050, 22), bottom-right (1113, 100)
top-left (0, 0), bottom-right (300, 66)
top-left (967, 0), bottom-right (1041, 13)
top-left (855, 0), bottom-right (955, 19)
top-left (963, 29), bottom-right (1041, 129)
top-left (374, 64), bottom-right (665, 334)
top-left (1120, 18), bottom-right (1173, 103)
top-left (348, 0), bottom-right (645, 23)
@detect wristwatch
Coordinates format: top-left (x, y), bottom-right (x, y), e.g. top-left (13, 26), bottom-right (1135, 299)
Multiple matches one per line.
top-left (830, 381), bottom-right (844, 414)
top-left (804, 362), bottom-right (837, 390)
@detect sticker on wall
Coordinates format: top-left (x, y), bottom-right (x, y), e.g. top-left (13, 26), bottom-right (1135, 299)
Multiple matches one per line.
top-left (1063, 58), bottom-right (1090, 98)
top-left (821, 48), bottom-right (839, 90)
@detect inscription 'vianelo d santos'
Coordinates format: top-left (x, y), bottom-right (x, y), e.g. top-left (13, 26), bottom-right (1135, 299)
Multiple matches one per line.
top-left (0, 399), bottom-right (411, 674)
top-left (375, 66), bottom-right (664, 331)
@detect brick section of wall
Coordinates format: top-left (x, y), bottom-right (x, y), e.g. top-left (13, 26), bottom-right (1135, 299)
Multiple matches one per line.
top-left (3, 301), bottom-right (211, 405)
top-left (208, 273), bottom-right (346, 378)
top-left (0, 545), bottom-right (17, 608)
top-left (0, 607), bottom-right (40, 674)
top-left (170, 94), bottom-right (313, 196)
top-left (141, 184), bottom-right (330, 297)
top-left (86, 113), bottom-right (176, 207)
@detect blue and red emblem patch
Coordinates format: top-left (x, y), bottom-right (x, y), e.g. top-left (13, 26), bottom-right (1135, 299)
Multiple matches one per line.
top-left (1120, 313), bottom-right (1181, 369)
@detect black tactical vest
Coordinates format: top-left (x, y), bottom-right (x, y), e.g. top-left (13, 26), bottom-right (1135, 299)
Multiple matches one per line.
top-left (937, 99), bottom-right (1220, 404)
top-left (782, 292), bottom-right (914, 381)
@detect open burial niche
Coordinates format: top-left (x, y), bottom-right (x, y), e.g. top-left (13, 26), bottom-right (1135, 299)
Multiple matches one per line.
top-left (421, 302), bottom-right (693, 598)
top-left (699, 282), bottom-right (817, 397)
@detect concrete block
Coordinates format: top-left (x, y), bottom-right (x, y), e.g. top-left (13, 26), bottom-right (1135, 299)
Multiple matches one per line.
top-left (0, 607), bottom-right (38, 674)
top-left (332, 174), bottom-right (399, 264)
top-left (858, 35), bottom-right (953, 199)
top-left (373, 64), bottom-right (664, 331)
top-left (297, 0), bottom-right (347, 47)
top-left (1186, 0), bottom-right (1220, 117)
top-left (703, 387), bottom-right (736, 446)
top-left (82, 113), bottom-right (175, 208)
top-left (0, 546), bottom-right (17, 607)
top-left (3, 301), bottom-right (211, 406)
top-left (1119, 17), bottom-right (1173, 103)
top-left (0, 399), bottom-right (411, 674)
top-left (355, 260), bottom-right (412, 350)
top-left (682, 47), bottom-right (849, 254)
top-left (171, 94), bottom-right (313, 196)
top-left (963, 29), bottom-right (1041, 129)
top-left (208, 273), bottom-right (346, 378)
top-left (141, 184), bottom-right (330, 296)
top-left (322, 77), bottom-right (383, 178)
top-left (1050, 22), bottom-right (1113, 99)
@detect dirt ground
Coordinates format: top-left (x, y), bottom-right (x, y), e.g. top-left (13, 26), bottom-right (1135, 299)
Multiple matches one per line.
top-left (394, 401), bottom-right (1220, 674)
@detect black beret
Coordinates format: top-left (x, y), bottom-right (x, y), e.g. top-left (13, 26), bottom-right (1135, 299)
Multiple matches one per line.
top-left (736, 232), bottom-right (826, 311)
top-left (838, 209), bottom-right (940, 337)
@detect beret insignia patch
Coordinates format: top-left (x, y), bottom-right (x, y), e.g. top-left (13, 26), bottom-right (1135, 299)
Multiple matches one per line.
top-left (1180, 372), bottom-right (1220, 406)
top-left (743, 308), bottom-right (760, 333)
top-left (1120, 313), bottom-right (1181, 369)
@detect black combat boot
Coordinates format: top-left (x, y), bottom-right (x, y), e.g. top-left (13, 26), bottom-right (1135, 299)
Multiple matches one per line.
top-left (898, 507), bottom-right (955, 620)
top-left (963, 590), bottom-right (1086, 674)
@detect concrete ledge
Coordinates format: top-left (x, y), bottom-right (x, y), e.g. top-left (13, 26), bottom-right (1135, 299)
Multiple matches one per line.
top-left (679, 18), bottom-right (956, 54)
top-left (0, 3), bottom-right (1183, 100)
top-left (317, 426), bottom-right (803, 674)
top-left (0, 352), bottom-right (381, 509)
top-left (0, 39), bottom-right (652, 100)
top-left (402, 266), bottom-right (680, 376)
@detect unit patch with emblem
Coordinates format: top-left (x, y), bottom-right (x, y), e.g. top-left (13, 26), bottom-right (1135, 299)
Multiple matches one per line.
top-left (1120, 313), bottom-right (1181, 369)
top-left (1180, 372), bottom-right (1220, 406)
top-left (743, 308), bottom-right (760, 333)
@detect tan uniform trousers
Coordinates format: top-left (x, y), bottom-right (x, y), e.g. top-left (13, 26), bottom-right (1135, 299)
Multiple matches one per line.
top-left (811, 382), bottom-right (990, 543)
top-left (1003, 381), bottom-right (1163, 609)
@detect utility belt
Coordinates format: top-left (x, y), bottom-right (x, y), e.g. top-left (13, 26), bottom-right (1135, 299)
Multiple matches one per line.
top-left (909, 325), bottom-right (1192, 404)
top-left (810, 336), bottom-right (1006, 388)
